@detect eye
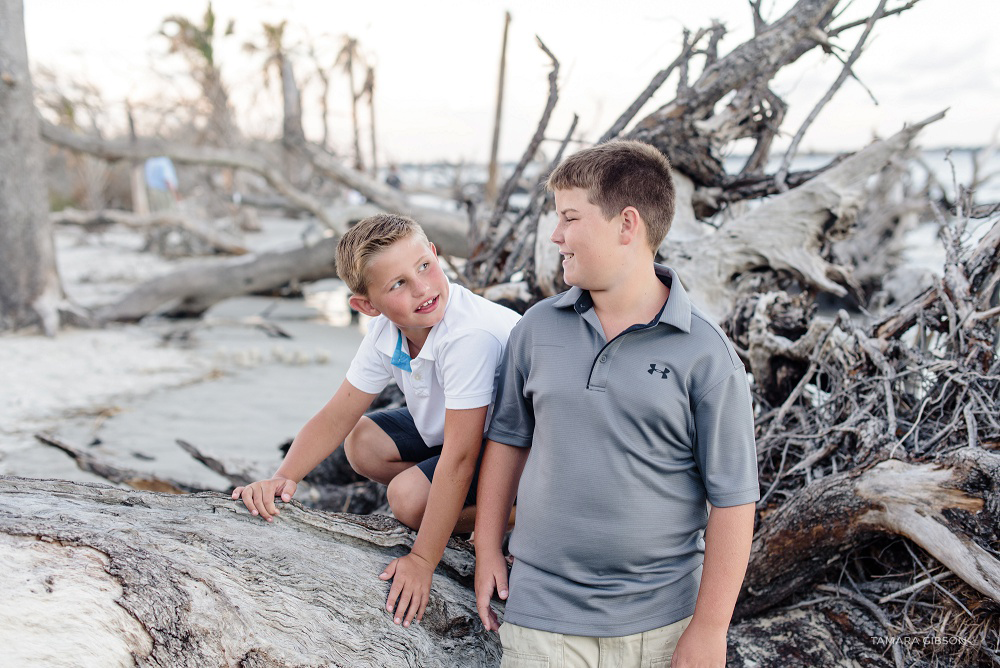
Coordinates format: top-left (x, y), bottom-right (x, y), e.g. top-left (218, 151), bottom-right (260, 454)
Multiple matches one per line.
top-left (391, 279), bottom-right (404, 290)
top-left (419, 262), bottom-right (430, 271)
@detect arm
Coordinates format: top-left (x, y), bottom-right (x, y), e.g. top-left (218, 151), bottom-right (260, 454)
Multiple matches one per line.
top-left (474, 438), bottom-right (529, 631)
top-left (671, 502), bottom-right (755, 668)
top-left (380, 405), bottom-right (488, 627)
top-left (232, 379), bottom-right (376, 521)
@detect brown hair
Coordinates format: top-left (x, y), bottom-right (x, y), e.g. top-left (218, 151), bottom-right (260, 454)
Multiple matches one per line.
top-left (546, 139), bottom-right (675, 251)
top-left (336, 213), bottom-right (428, 295)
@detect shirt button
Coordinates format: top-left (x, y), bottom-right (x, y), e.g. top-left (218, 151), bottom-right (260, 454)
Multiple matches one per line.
top-left (413, 372), bottom-right (423, 381)
top-left (599, 355), bottom-right (607, 363)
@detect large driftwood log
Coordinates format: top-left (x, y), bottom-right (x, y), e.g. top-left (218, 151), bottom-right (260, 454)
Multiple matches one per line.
top-left (91, 210), bottom-right (469, 322)
top-left (0, 476), bottom-right (501, 667)
top-left (52, 207), bottom-right (250, 256)
top-left (738, 447), bottom-right (1000, 619)
top-left (663, 112), bottom-right (944, 321)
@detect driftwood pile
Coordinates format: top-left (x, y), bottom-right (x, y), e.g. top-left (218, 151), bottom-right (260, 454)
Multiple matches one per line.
top-left (6, 0), bottom-right (1000, 666)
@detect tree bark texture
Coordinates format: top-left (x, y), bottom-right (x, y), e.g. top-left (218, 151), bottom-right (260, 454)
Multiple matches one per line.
top-left (738, 447), bottom-right (1000, 619)
top-left (0, 0), bottom-right (64, 334)
top-left (0, 476), bottom-right (501, 668)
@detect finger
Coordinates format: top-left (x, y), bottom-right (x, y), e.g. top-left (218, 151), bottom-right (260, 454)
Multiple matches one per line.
top-left (231, 486), bottom-right (243, 499)
top-left (278, 479), bottom-right (297, 503)
top-left (415, 592), bottom-right (429, 624)
top-left (496, 567), bottom-right (509, 600)
top-left (379, 559), bottom-right (397, 581)
top-left (385, 577), bottom-right (403, 616)
top-left (262, 485), bottom-right (280, 518)
top-left (395, 589), bottom-right (413, 626)
top-left (240, 486), bottom-right (259, 516)
top-left (251, 485), bottom-right (272, 521)
top-left (403, 589), bottom-right (424, 627)
top-left (476, 582), bottom-right (495, 629)
top-left (487, 607), bottom-right (500, 632)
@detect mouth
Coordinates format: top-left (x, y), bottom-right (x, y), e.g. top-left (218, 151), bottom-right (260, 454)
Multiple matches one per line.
top-left (415, 296), bottom-right (439, 313)
top-left (560, 251), bottom-right (575, 263)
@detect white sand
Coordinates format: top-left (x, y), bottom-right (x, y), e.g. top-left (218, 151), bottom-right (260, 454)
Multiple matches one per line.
top-left (1, 218), bottom-right (364, 490)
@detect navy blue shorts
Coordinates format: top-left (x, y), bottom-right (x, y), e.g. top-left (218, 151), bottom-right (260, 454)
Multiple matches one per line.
top-left (367, 407), bottom-right (483, 505)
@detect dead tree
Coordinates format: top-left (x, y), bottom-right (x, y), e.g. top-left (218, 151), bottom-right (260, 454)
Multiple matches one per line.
top-left (0, 476), bottom-right (500, 667)
top-left (0, 0), bottom-right (69, 335)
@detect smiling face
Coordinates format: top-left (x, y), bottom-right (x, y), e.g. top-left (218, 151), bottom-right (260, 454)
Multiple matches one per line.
top-left (349, 233), bottom-right (449, 342)
top-left (551, 187), bottom-right (626, 290)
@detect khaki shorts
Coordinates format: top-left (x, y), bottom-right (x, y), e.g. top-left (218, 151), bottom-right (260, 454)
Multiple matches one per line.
top-left (499, 615), bottom-right (693, 668)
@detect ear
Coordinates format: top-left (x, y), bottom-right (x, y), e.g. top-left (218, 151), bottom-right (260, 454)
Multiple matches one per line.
top-left (349, 294), bottom-right (381, 317)
top-left (428, 241), bottom-right (438, 258)
top-left (618, 206), bottom-right (643, 246)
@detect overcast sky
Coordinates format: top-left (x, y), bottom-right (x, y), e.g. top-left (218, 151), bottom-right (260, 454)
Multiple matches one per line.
top-left (23, 0), bottom-right (1000, 164)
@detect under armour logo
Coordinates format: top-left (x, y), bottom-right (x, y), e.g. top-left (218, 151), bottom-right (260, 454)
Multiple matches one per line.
top-left (648, 364), bottom-right (671, 379)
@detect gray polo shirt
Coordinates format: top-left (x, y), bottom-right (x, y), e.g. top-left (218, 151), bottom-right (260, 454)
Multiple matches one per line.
top-left (487, 265), bottom-right (759, 637)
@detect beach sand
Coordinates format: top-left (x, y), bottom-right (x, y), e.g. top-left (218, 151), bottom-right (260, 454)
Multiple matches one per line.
top-left (0, 217), bottom-right (364, 492)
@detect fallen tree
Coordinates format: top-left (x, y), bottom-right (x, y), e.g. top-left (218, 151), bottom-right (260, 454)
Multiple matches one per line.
top-left (0, 476), bottom-right (499, 668)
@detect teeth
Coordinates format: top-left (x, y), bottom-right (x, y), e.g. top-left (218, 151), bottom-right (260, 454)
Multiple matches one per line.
top-left (419, 298), bottom-right (434, 309)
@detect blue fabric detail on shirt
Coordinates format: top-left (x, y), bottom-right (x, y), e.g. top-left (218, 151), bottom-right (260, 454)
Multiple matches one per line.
top-left (391, 330), bottom-right (412, 372)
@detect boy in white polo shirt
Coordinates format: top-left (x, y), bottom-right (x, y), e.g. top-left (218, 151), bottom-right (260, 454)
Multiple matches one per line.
top-left (234, 213), bottom-right (520, 629)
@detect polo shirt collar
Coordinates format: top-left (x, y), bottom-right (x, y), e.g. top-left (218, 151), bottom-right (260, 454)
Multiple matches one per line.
top-left (553, 264), bottom-right (692, 333)
top-left (373, 278), bottom-right (455, 363)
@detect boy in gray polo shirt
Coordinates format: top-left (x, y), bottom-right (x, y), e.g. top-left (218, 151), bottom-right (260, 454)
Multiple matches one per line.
top-left (474, 140), bottom-right (759, 667)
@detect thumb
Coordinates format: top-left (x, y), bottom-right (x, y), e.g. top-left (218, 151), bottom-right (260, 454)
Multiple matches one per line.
top-left (379, 559), bottom-right (397, 580)
top-left (278, 479), bottom-right (297, 502)
top-left (496, 567), bottom-right (509, 600)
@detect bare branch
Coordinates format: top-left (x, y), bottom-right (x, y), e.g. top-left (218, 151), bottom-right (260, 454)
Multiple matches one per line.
top-left (774, 0), bottom-right (889, 191)
top-left (827, 0), bottom-right (921, 37)
top-left (597, 28), bottom-right (709, 144)
top-left (486, 37), bottom-right (560, 233)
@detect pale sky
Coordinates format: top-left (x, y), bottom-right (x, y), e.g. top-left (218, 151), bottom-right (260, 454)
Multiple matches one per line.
top-left (23, 0), bottom-right (1000, 164)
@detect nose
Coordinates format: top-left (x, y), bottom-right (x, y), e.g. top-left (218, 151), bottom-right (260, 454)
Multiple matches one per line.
top-left (550, 219), bottom-right (565, 245)
top-left (412, 276), bottom-right (429, 296)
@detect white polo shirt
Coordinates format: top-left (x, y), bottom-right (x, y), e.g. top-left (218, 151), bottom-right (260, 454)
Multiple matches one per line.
top-left (346, 281), bottom-right (521, 447)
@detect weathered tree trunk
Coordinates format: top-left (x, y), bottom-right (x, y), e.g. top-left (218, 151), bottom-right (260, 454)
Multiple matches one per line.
top-left (485, 11), bottom-right (511, 203)
top-left (96, 236), bottom-right (341, 321)
top-left (0, 476), bottom-right (501, 667)
top-left (0, 0), bottom-right (64, 334)
top-left (52, 208), bottom-right (250, 256)
top-left (663, 112), bottom-right (944, 321)
top-left (737, 447), bottom-right (1000, 619)
top-left (280, 57), bottom-right (305, 147)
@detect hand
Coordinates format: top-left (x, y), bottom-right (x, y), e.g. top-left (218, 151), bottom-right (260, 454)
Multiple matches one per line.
top-left (379, 552), bottom-right (435, 628)
top-left (231, 477), bottom-right (298, 522)
top-left (670, 620), bottom-right (727, 668)
top-left (474, 549), bottom-right (509, 631)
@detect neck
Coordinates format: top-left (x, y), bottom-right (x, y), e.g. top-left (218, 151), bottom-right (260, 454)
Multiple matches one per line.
top-left (401, 326), bottom-right (430, 357)
top-left (589, 262), bottom-right (668, 336)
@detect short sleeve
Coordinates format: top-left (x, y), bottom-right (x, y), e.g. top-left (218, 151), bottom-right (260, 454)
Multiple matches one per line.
top-left (486, 327), bottom-right (533, 447)
top-left (345, 328), bottom-right (393, 395)
top-left (436, 329), bottom-right (504, 410)
top-left (693, 369), bottom-right (760, 507)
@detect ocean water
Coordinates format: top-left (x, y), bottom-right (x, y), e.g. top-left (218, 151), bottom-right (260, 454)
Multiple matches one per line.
top-left (389, 148), bottom-right (999, 278)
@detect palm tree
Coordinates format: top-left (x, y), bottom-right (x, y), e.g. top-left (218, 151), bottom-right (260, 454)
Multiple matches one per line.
top-left (362, 65), bottom-right (377, 177)
top-left (160, 2), bottom-right (238, 147)
top-left (244, 20), bottom-right (305, 146)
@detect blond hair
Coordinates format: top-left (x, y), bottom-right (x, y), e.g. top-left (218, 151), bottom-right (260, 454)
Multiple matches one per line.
top-left (336, 213), bottom-right (428, 295)
top-left (547, 140), bottom-right (675, 251)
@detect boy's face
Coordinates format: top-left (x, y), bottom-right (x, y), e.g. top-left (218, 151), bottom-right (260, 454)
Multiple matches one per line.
top-left (349, 234), bottom-right (449, 335)
top-left (551, 187), bottom-right (623, 290)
